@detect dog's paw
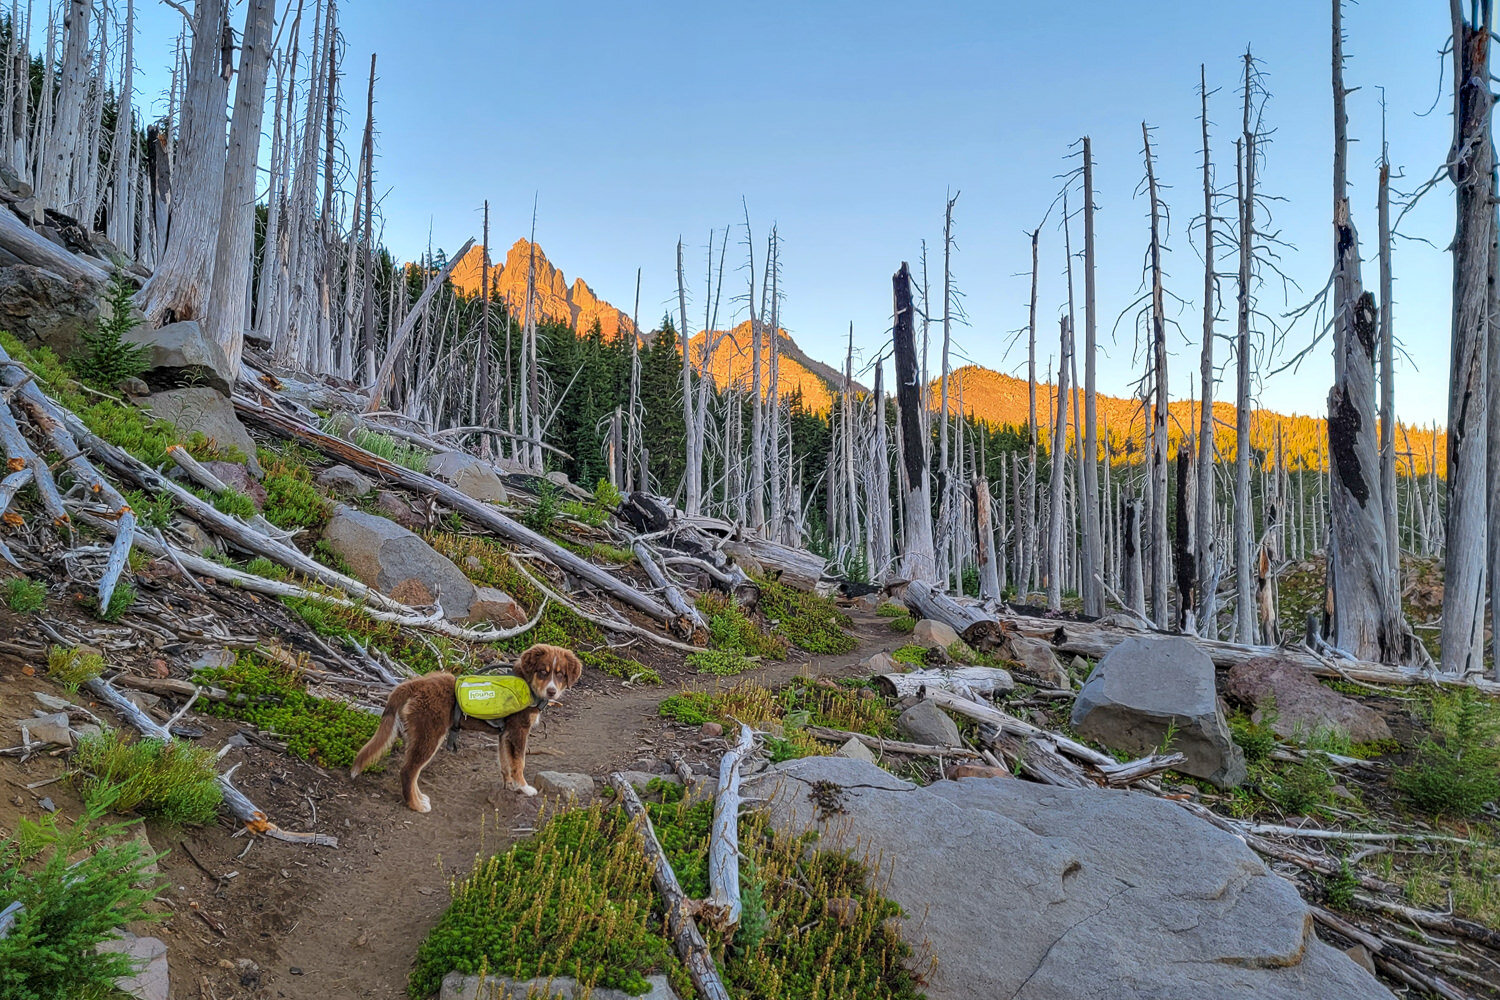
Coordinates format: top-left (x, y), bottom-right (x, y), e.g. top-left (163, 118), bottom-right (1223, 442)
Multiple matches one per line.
top-left (410, 793), bottom-right (432, 813)
top-left (518, 784), bottom-right (537, 797)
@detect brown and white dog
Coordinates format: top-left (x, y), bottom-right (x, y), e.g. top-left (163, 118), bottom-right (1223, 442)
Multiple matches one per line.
top-left (350, 644), bottom-right (582, 813)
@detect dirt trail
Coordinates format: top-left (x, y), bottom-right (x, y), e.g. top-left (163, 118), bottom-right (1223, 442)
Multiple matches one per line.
top-left (1, 607), bottom-right (904, 1000)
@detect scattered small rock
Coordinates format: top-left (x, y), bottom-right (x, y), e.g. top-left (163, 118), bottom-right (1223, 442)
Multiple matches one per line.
top-left (836, 736), bottom-right (877, 765)
top-left (33, 692), bottom-right (70, 712)
top-left (860, 651), bottom-right (896, 674)
top-left (21, 712), bottom-right (73, 748)
top-left (315, 464), bottom-right (376, 499)
top-left (699, 722), bottom-right (724, 739)
top-left (463, 586), bottom-right (527, 628)
top-left (142, 387), bottom-right (259, 473)
top-left (98, 931), bottom-right (168, 1000)
top-left (125, 319), bottom-right (234, 393)
top-left (38, 796), bottom-right (55, 812)
top-left (1224, 655), bottom-right (1393, 744)
top-left (826, 897), bottom-right (860, 927)
top-left (427, 451), bottom-right (508, 503)
top-left (1005, 636), bottom-right (1070, 690)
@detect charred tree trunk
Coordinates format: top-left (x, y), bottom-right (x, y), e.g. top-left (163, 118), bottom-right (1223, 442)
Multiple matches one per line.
top-left (1196, 69), bottom-right (1220, 638)
top-left (893, 263), bottom-right (936, 583)
top-left (1328, 0), bottom-right (1409, 664)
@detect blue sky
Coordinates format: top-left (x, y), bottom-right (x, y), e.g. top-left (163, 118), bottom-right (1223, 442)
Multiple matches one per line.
top-left (124, 0), bottom-right (1457, 423)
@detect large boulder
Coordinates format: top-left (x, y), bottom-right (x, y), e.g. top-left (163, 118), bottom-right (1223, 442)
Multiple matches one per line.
top-left (320, 505), bottom-right (477, 620)
top-left (763, 756), bottom-right (1391, 1000)
top-left (426, 451), bottom-right (508, 503)
top-left (465, 586), bottom-right (528, 628)
top-left (141, 387), bottom-right (260, 473)
top-left (912, 618), bottom-right (960, 648)
top-left (1071, 636), bottom-right (1246, 788)
top-left (315, 464), bottom-right (376, 498)
top-left (1225, 655), bottom-right (1392, 744)
top-left (896, 700), bottom-right (961, 747)
top-left (98, 931), bottom-right (169, 1000)
top-left (1005, 635), bottom-right (1071, 689)
top-left (125, 320), bottom-right (234, 393)
top-left (0, 264), bottom-right (104, 357)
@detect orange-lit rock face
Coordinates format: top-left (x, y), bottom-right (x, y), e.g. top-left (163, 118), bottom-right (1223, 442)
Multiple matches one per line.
top-left (685, 322), bottom-right (840, 412)
top-left (449, 239), bottom-right (635, 342)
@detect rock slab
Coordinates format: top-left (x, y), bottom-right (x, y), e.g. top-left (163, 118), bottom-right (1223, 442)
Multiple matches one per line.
top-left (1072, 636), bottom-right (1247, 788)
top-left (1225, 655), bottom-right (1393, 744)
top-left (142, 387), bottom-right (259, 472)
top-left (314, 464), bottom-right (376, 498)
top-left (320, 505), bottom-right (477, 620)
top-left (0, 264), bottom-right (103, 357)
top-left (98, 931), bottom-right (168, 1000)
top-left (912, 619), bottom-right (960, 649)
top-left (763, 756), bottom-right (1392, 1000)
top-left (534, 772), bottom-right (594, 800)
top-left (441, 972), bottom-right (676, 1000)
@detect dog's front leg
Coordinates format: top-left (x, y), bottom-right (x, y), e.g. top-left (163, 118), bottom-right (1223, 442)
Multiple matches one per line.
top-left (499, 710), bottom-right (538, 796)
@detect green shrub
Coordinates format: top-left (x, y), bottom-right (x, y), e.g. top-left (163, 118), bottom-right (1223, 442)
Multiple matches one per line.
top-left (889, 614), bottom-right (916, 634)
top-left (891, 644), bottom-right (927, 666)
top-left (659, 693), bottom-right (714, 726)
top-left (70, 731), bottom-right (222, 825)
top-left (688, 648), bottom-right (759, 677)
top-left (580, 648), bottom-right (661, 685)
top-left (350, 426), bottom-right (429, 471)
top-left (522, 480), bottom-right (563, 533)
top-left (208, 487), bottom-right (257, 519)
top-left (1323, 860), bottom-right (1359, 910)
top-left (875, 602), bottom-right (906, 617)
top-left (195, 653), bottom-right (383, 769)
top-left (697, 592), bottom-right (787, 659)
top-left (0, 800), bottom-right (163, 1000)
top-left (1230, 713), bottom-right (1279, 766)
top-left (759, 579), bottom-right (856, 654)
top-left (99, 581), bottom-right (136, 622)
top-left (4, 576), bottom-right (45, 613)
top-left (659, 678), bottom-right (895, 760)
top-left (126, 489), bottom-right (174, 529)
top-left (70, 270), bottom-right (147, 388)
top-left (46, 645), bottom-right (104, 690)
top-left (1395, 691), bottom-right (1500, 817)
top-left (259, 451), bottom-right (329, 530)
top-left (1261, 753), bottom-right (1335, 817)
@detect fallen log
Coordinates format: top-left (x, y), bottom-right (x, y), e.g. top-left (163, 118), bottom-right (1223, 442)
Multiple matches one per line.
top-left (897, 579), bottom-right (995, 634)
top-left (924, 689), bottom-right (1115, 768)
top-left (723, 534), bottom-right (826, 592)
top-left (0, 203), bottom-right (110, 282)
top-left (702, 724), bottom-right (755, 932)
top-left (802, 724), bottom-right (980, 759)
top-left (609, 773), bottom-right (732, 1000)
top-left (166, 444), bottom-right (294, 542)
top-left (875, 666), bottom-right (1014, 700)
top-left (633, 540), bottom-right (708, 639)
top-left (235, 392), bottom-right (677, 626)
top-left (506, 555), bottom-right (700, 654)
top-left (0, 402), bottom-right (66, 524)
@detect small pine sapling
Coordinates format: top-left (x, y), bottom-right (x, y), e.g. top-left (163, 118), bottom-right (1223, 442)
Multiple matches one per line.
top-left (72, 271), bottom-right (149, 388)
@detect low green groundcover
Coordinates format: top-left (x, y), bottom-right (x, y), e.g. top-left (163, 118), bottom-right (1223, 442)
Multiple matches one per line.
top-left (410, 796), bottom-right (923, 1000)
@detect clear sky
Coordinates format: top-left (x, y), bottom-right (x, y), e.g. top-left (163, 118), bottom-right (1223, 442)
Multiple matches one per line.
top-left (124, 0), bottom-right (1458, 424)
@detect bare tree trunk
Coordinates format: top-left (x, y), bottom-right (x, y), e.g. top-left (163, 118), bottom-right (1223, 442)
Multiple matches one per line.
top-left (1442, 0), bottom-right (1492, 675)
top-left (938, 191), bottom-right (958, 584)
top-left (1196, 71), bottom-right (1220, 638)
top-left (1047, 317), bottom-right (1071, 612)
top-left (744, 210), bottom-right (765, 532)
top-left (677, 237), bottom-right (702, 514)
top-left (37, 0), bottom-right (90, 215)
top-left (871, 359), bottom-right (893, 583)
top-left (1378, 135), bottom-right (1398, 583)
top-left (1080, 140), bottom-right (1103, 617)
top-left (109, 0), bottom-right (137, 249)
top-left (1142, 123), bottom-right (1171, 629)
top-left (206, 0), bottom-right (274, 373)
top-left (893, 263), bottom-right (936, 583)
top-left (1021, 228), bottom-right (1040, 596)
top-left (1234, 51), bottom-right (1257, 644)
top-left (138, 0), bottom-right (230, 326)
top-left (1329, 0), bottom-right (1409, 664)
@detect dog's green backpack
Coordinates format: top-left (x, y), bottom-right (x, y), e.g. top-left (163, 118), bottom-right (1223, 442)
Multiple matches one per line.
top-left (454, 675), bottom-right (534, 720)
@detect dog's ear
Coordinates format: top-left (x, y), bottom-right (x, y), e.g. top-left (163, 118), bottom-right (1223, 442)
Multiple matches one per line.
top-left (559, 648), bottom-right (583, 687)
top-left (514, 644), bottom-right (545, 680)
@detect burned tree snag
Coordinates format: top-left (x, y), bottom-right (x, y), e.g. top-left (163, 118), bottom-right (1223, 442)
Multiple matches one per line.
top-left (893, 262), bottom-right (937, 583)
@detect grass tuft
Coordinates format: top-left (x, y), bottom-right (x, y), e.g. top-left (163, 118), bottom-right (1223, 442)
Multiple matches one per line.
top-left (70, 731), bottom-right (222, 825)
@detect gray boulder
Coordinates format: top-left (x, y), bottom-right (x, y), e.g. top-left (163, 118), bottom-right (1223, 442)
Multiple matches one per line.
top-left (1072, 636), bottom-right (1246, 788)
top-left (1225, 655), bottom-right (1393, 744)
top-left (315, 464), bottom-right (376, 498)
top-left (141, 388), bottom-right (260, 473)
top-left (763, 756), bottom-right (1392, 1000)
top-left (125, 320), bottom-right (233, 393)
top-left (20, 712), bottom-right (73, 748)
top-left (320, 505), bottom-right (477, 619)
top-left (1006, 635), bottom-right (1071, 690)
top-left (896, 700), bottom-right (961, 747)
top-left (534, 772), bottom-right (594, 801)
top-left (912, 618), bottom-right (960, 648)
top-left (0, 264), bottom-right (104, 357)
top-left (441, 972), bottom-right (676, 1000)
top-left (427, 451), bottom-right (508, 503)
top-left (836, 736), bottom-right (877, 765)
top-left (465, 586), bottom-right (527, 627)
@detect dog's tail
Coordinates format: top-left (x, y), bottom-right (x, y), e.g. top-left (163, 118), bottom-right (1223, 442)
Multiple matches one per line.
top-left (351, 684), bottom-right (412, 776)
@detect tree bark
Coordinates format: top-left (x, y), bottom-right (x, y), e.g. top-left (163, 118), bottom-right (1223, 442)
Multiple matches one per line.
top-left (1081, 142), bottom-right (1103, 617)
top-left (1442, 1), bottom-right (1492, 675)
top-left (1142, 123), bottom-right (1171, 629)
top-left (36, 0), bottom-right (90, 216)
top-left (1196, 71), bottom-right (1219, 638)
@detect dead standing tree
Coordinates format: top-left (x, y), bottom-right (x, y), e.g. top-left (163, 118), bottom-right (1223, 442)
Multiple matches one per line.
top-left (1443, 0), bottom-right (1493, 675)
top-left (1326, 0), bottom-right (1410, 664)
top-left (1141, 123), bottom-right (1171, 629)
top-left (1234, 50), bottom-right (1258, 644)
top-left (1195, 69), bottom-right (1220, 638)
top-left (1080, 140), bottom-right (1104, 618)
top-left (893, 262), bottom-right (937, 583)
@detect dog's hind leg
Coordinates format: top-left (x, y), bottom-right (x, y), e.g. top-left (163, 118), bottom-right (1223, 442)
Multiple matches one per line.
top-left (499, 712), bottom-right (538, 796)
top-left (400, 718), bottom-right (445, 813)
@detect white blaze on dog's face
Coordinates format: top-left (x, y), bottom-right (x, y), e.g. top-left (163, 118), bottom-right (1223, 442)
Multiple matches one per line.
top-left (517, 644), bottom-right (583, 704)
